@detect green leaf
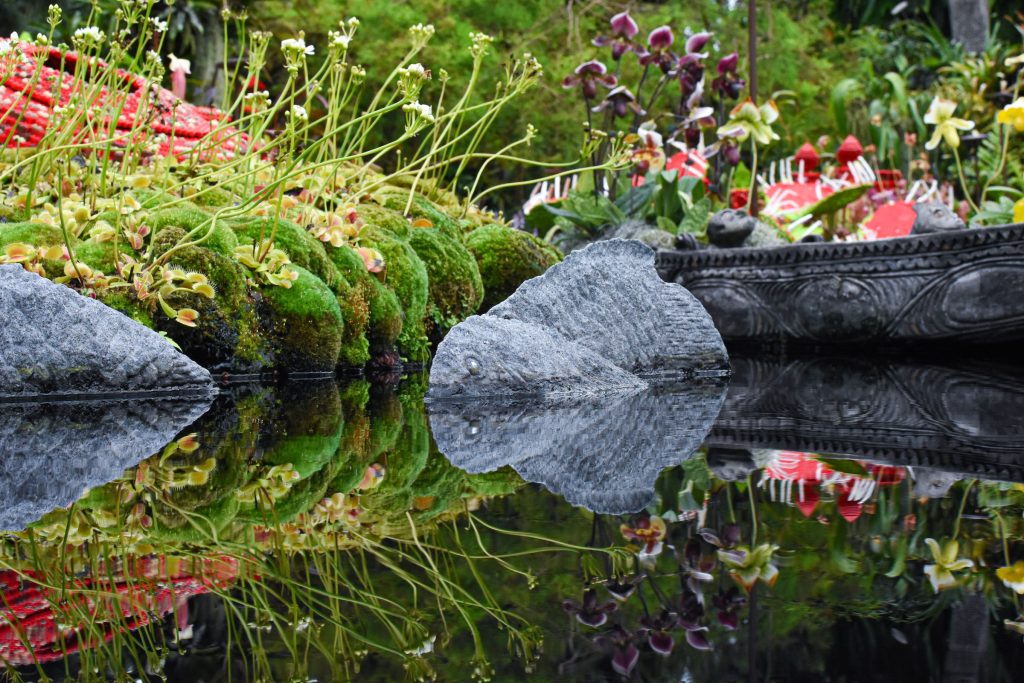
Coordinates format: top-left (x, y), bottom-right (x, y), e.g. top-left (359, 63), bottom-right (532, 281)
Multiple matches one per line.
top-left (615, 182), bottom-right (656, 217)
top-left (830, 78), bottom-right (863, 137)
top-left (882, 72), bottom-right (909, 118)
top-left (885, 538), bottom-right (908, 578)
top-left (679, 196), bottom-right (711, 236)
top-left (791, 184), bottom-right (872, 221)
top-left (656, 215), bottom-right (678, 234)
top-left (812, 456), bottom-right (868, 477)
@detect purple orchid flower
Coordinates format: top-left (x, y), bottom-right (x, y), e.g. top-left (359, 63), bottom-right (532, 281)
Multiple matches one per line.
top-left (562, 59), bottom-right (618, 99)
top-left (596, 625), bottom-right (641, 677)
top-left (712, 52), bottom-right (745, 100)
top-left (638, 25), bottom-right (676, 73)
top-left (562, 588), bottom-right (618, 627)
top-left (593, 11), bottom-right (640, 60)
top-left (593, 85), bottom-right (646, 118)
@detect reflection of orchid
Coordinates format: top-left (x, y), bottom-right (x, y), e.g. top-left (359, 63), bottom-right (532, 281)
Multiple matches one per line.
top-left (639, 610), bottom-right (678, 655)
top-left (717, 543), bottom-right (780, 592)
top-left (595, 625), bottom-right (640, 676)
top-left (620, 514), bottom-right (666, 553)
top-left (562, 588), bottom-right (618, 627)
top-left (922, 538), bottom-right (973, 592)
top-left (997, 560), bottom-right (1024, 594)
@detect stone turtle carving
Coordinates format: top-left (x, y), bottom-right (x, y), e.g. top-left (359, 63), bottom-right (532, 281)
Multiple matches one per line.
top-left (0, 265), bottom-right (214, 398)
top-left (428, 239), bottom-right (729, 399)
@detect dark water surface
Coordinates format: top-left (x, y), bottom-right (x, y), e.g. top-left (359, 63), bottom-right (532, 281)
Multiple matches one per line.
top-left (2, 356), bottom-right (1024, 681)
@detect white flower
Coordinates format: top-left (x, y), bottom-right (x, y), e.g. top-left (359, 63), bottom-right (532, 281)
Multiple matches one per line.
top-left (923, 97), bottom-right (974, 150)
top-left (0, 42), bottom-right (10, 57)
top-left (73, 26), bottom-right (105, 46)
top-left (289, 105), bottom-right (308, 121)
top-left (152, 18), bottom-right (168, 33)
top-left (281, 37), bottom-right (315, 57)
top-left (329, 32), bottom-right (350, 50)
top-left (403, 101), bottom-right (434, 123)
top-left (405, 63), bottom-right (428, 78)
top-left (345, 17), bottom-right (360, 29)
top-left (168, 54), bottom-right (191, 74)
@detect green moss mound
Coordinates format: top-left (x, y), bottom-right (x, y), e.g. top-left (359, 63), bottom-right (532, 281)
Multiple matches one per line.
top-left (465, 224), bottom-right (562, 310)
top-left (232, 217), bottom-right (340, 291)
top-left (360, 225), bottom-right (430, 361)
top-left (74, 238), bottom-right (115, 273)
top-left (407, 226), bottom-right (483, 342)
top-left (261, 266), bottom-right (344, 373)
top-left (149, 206), bottom-right (239, 256)
top-left (153, 227), bottom-right (266, 368)
top-left (356, 203), bottom-right (410, 239)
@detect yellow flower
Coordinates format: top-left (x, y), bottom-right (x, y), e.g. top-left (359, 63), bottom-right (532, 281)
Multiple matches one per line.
top-left (997, 98), bottom-right (1024, 133)
top-left (923, 97), bottom-right (975, 150)
top-left (923, 537), bottom-right (973, 592)
top-left (1014, 199), bottom-right (1024, 224)
top-left (997, 561), bottom-right (1024, 594)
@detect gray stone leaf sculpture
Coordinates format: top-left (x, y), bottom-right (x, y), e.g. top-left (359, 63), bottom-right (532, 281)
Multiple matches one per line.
top-left (429, 380), bottom-right (728, 514)
top-left (0, 397), bottom-right (212, 531)
top-left (0, 265), bottom-right (214, 398)
top-left (428, 239), bottom-right (728, 399)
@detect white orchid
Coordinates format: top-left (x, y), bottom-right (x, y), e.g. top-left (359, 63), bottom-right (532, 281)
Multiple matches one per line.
top-left (923, 97), bottom-right (975, 150)
top-left (922, 538), bottom-right (973, 592)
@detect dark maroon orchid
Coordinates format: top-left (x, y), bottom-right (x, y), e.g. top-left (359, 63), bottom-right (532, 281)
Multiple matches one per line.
top-left (604, 576), bottom-right (639, 602)
top-left (713, 587), bottom-right (746, 631)
top-left (593, 85), bottom-right (646, 119)
top-left (562, 60), bottom-right (617, 100)
top-left (638, 26), bottom-right (676, 73)
top-left (711, 52), bottom-right (745, 100)
top-left (595, 625), bottom-right (641, 677)
top-left (562, 588), bottom-right (618, 627)
top-left (685, 31), bottom-right (713, 55)
top-left (639, 610), bottom-right (680, 656)
top-left (593, 11), bottom-right (640, 61)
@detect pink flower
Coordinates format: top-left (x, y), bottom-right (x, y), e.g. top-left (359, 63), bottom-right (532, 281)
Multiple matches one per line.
top-left (610, 11), bottom-right (639, 38)
top-left (639, 26), bottom-right (676, 73)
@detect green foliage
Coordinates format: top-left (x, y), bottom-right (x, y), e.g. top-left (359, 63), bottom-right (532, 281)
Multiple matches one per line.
top-left (262, 265), bottom-right (345, 372)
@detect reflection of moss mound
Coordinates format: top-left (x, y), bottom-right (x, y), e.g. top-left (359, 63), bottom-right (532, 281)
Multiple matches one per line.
top-left (465, 224), bottom-right (562, 310)
top-left (262, 266), bottom-right (344, 373)
top-left (408, 226), bottom-right (483, 341)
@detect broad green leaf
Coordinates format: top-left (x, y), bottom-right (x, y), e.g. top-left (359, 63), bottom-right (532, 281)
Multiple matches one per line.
top-left (679, 196), bottom-right (711, 236)
top-left (791, 184), bottom-right (872, 221)
top-left (812, 456), bottom-right (869, 477)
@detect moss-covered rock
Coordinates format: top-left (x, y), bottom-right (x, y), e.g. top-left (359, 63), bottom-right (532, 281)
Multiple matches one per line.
top-left (0, 221), bottom-right (74, 279)
top-left (366, 276), bottom-right (403, 353)
top-left (149, 206), bottom-right (238, 256)
top-left (74, 238), bottom-right (115, 273)
top-left (407, 226), bottom-right (483, 342)
top-left (359, 225), bottom-right (430, 362)
top-left (261, 265), bottom-right (344, 374)
top-left (231, 217), bottom-right (341, 291)
top-left (356, 202), bottom-right (411, 239)
top-left (465, 224), bottom-right (562, 310)
top-left (153, 227), bottom-right (267, 369)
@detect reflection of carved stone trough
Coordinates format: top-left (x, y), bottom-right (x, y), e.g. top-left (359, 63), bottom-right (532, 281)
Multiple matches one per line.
top-left (656, 223), bottom-right (1024, 346)
top-left (707, 356), bottom-right (1024, 482)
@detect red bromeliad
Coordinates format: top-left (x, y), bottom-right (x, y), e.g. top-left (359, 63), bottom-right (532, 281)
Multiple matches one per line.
top-left (0, 37), bottom-right (247, 160)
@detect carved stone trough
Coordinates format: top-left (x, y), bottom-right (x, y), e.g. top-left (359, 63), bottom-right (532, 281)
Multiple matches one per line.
top-left (655, 223), bottom-right (1024, 347)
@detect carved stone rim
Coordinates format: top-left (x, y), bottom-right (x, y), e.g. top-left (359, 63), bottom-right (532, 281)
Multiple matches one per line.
top-left (656, 222), bottom-right (1024, 270)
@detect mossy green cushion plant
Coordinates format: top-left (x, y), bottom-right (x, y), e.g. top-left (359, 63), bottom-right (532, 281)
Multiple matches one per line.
top-left (232, 217), bottom-right (341, 291)
top-left (465, 224), bottom-right (563, 310)
top-left (407, 225), bottom-right (484, 342)
top-left (262, 265), bottom-right (345, 373)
